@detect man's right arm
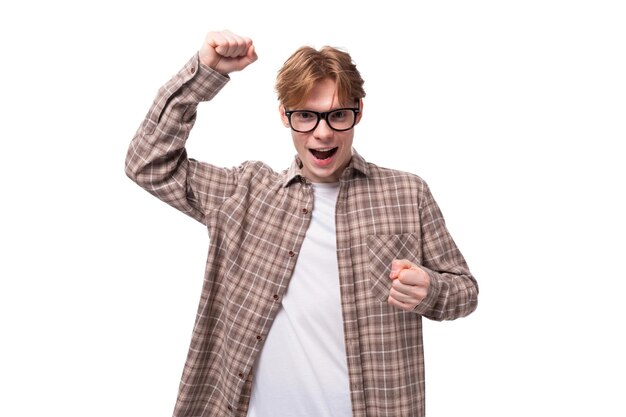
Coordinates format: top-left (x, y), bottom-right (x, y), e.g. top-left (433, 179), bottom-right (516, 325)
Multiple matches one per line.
top-left (124, 30), bottom-right (257, 224)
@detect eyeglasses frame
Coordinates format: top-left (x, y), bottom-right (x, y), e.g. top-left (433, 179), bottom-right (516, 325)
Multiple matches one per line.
top-left (284, 107), bottom-right (361, 133)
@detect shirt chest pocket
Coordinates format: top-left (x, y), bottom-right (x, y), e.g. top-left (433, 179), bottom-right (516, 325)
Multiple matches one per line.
top-left (367, 233), bottom-right (423, 303)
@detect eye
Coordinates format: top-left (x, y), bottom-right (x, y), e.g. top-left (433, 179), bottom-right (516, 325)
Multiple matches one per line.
top-left (295, 111), bottom-right (315, 121)
top-left (330, 110), bottom-right (347, 121)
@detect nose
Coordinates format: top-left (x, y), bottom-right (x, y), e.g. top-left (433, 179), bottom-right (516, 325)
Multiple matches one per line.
top-left (313, 118), bottom-right (333, 140)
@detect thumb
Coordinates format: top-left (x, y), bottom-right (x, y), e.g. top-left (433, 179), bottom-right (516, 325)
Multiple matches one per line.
top-left (390, 259), bottom-right (414, 279)
top-left (246, 44), bottom-right (258, 64)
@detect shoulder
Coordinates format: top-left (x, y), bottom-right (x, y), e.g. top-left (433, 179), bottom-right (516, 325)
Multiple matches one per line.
top-left (237, 160), bottom-right (286, 188)
top-left (364, 161), bottom-right (429, 191)
top-left (238, 160), bottom-right (280, 178)
top-left (357, 160), bottom-right (437, 210)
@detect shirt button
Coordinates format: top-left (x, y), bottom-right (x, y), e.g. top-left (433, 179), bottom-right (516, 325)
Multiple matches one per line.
top-left (273, 294), bottom-right (279, 300)
top-left (238, 372), bottom-right (244, 378)
top-left (190, 66), bottom-right (196, 74)
top-left (302, 208), bottom-right (308, 214)
top-left (288, 250), bottom-right (295, 257)
top-left (256, 335), bottom-right (263, 341)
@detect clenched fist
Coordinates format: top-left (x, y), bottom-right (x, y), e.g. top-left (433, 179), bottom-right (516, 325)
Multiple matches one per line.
top-left (199, 30), bottom-right (257, 75)
top-left (388, 259), bottom-right (431, 312)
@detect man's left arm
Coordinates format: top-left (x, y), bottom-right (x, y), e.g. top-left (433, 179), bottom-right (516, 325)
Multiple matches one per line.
top-left (388, 183), bottom-right (478, 321)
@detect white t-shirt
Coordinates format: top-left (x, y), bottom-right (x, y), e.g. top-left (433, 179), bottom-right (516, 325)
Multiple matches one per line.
top-left (247, 182), bottom-right (351, 417)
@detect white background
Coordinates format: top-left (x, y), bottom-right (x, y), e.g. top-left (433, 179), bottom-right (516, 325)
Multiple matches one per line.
top-left (1, 1), bottom-right (625, 416)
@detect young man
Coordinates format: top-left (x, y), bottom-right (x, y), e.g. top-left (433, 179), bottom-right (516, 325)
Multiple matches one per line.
top-left (126, 30), bottom-right (478, 417)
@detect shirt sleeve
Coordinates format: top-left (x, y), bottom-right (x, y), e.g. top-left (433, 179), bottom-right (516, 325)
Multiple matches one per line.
top-left (124, 54), bottom-right (238, 225)
top-left (413, 182), bottom-right (479, 320)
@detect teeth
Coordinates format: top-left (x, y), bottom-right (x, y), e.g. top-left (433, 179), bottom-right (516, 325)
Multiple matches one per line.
top-left (312, 147), bottom-right (334, 151)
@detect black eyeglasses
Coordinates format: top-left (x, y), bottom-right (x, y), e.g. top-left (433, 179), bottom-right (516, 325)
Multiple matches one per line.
top-left (285, 108), bottom-right (360, 133)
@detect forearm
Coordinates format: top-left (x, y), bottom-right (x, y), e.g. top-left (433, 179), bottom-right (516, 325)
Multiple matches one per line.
top-left (124, 54), bottom-right (229, 221)
top-left (412, 184), bottom-right (479, 321)
top-left (414, 266), bottom-right (478, 321)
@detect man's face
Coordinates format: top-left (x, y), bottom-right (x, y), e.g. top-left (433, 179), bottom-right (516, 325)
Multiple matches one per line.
top-left (280, 78), bottom-right (361, 184)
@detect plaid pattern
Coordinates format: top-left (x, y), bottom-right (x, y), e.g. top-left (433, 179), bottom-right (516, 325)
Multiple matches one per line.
top-left (125, 54), bottom-right (478, 417)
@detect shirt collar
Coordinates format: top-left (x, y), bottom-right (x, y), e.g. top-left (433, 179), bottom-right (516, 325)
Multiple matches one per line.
top-left (282, 148), bottom-right (369, 188)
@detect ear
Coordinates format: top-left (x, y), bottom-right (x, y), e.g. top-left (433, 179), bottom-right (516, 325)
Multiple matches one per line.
top-left (279, 103), bottom-right (290, 128)
top-left (355, 98), bottom-right (364, 125)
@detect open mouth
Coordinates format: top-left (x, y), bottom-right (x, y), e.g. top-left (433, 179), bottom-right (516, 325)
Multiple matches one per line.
top-left (310, 147), bottom-right (338, 160)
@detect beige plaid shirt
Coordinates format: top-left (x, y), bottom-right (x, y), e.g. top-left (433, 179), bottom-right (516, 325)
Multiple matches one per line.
top-left (125, 54), bottom-right (478, 417)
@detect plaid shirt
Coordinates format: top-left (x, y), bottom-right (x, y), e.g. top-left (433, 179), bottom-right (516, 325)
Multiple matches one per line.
top-left (125, 54), bottom-right (478, 417)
